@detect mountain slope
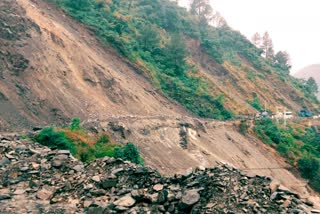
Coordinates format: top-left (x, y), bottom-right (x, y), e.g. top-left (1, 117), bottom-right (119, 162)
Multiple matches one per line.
top-left (1, 0), bottom-right (318, 130)
top-left (45, 0), bottom-right (319, 118)
top-left (294, 64), bottom-right (320, 98)
top-left (0, 0), bottom-right (186, 130)
top-left (1, 0), bottom-right (320, 207)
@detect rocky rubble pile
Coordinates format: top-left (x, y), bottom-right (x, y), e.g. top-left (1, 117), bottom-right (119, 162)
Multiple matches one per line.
top-left (0, 134), bottom-right (318, 213)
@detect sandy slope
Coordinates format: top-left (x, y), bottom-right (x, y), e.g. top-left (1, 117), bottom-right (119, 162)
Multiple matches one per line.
top-left (0, 0), bottom-right (186, 130)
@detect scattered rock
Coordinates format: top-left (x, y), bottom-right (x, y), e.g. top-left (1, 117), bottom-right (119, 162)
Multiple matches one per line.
top-left (5, 153), bottom-right (15, 159)
top-left (283, 200), bottom-right (291, 208)
top-left (13, 189), bottom-right (25, 195)
top-left (73, 164), bottom-right (83, 172)
top-left (153, 184), bottom-right (164, 192)
top-left (0, 194), bottom-right (11, 200)
top-left (57, 150), bottom-right (70, 155)
top-left (180, 190), bottom-right (200, 208)
top-left (198, 165), bottom-right (206, 171)
top-left (306, 199), bottom-right (314, 207)
top-left (0, 157), bottom-right (10, 166)
top-left (113, 195), bottom-right (135, 207)
top-left (51, 159), bottom-right (63, 168)
top-left (91, 175), bottom-right (101, 183)
top-left (0, 133), bottom-right (314, 213)
top-left (270, 180), bottom-right (280, 193)
top-left (36, 189), bottom-right (53, 200)
top-left (101, 178), bottom-right (118, 189)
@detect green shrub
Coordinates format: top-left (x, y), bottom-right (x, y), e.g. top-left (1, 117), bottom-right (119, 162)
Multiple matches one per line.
top-left (35, 127), bottom-right (75, 153)
top-left (247, 97), bottom-right (263, 112)
top-left (115, 143), bottom-right (144, 165)
top-left (78, 142), bottom-right (96, 162)
top-left (277, 143), bottom-right (288, 157)
top-left (310, 173), bottom-right (320, 192)
top-left (254, 118), bottom-right (281, 144)
top-left (97, 134), bottom-right (109, 144)
top-left (70, 117), bottom-right (81, 131)
top-left (35, 126), bottom-right (143, 164)
top-left (298, 157), bottom-right (320, 179)
top-left (94, 141), bottom-right (119, 159)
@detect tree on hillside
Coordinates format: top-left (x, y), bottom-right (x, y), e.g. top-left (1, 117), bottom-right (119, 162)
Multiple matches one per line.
top-left (274, 51), bottom-right (291, 72)
top-left (189, 0), bottom-right (215, 61)
top-left (164, 33), bottom-right (187, 75)
top-left (262, 32), bottom-right (274, 60)
top-left (159, 3), bottom-right (182, 32)
top-left (189, 0), bottom-right (214, 26)
top-left (67, 0), bottom-right (90, 10)
top-left (251, 32), bottom-right (262, 48)
top-left (305, 77), bottom-right (319, 95)
top-left (138, 24), bottom-right (160, 52)
top-left (211, 12), bottom-right (227, 28)
top-left (298, 157), bottom-right (320, 179)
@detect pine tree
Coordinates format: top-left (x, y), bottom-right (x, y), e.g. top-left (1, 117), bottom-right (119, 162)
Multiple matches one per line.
top-left (274, 51), bottom-right (291, 72)
top-left (189, 0), bottom-right (213, 26)
top-left (164, 33), bottom-right (187, 75)
top-left (251, 32), bottom-right (261, 48)
top-left (212, 12), bottom-right (227, 27)
top-left (262, 32), bottom-right (274, 60)
top-left (138, 24), bottom-right (160, 52)
top-left (305, 77), bottom-right (319, 95)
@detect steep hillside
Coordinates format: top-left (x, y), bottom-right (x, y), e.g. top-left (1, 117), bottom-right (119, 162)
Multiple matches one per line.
top-left (1, 0), bottom-right (318, 130)
top-left (294, 64), bottom-right (320, 98)
top-left (0, 0), bottom-right (186, 131)
top-left (43, 0), bottom-right (319, 118)
top-left (1, 0), bottom-right (320, 208)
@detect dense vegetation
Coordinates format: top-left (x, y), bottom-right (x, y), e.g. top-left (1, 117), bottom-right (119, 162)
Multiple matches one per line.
top-left (35, 118), bottom-right (143, 164)
top-left (254, 119), bottom-right (320, 191)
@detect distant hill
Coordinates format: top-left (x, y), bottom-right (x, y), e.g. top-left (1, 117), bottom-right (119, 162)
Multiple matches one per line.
top-left (294, 64), bottom-right (320, 98)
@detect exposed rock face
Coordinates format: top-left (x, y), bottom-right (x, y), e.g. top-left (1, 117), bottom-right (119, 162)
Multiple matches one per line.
top-left (0, 134), bottom-right (316, 213)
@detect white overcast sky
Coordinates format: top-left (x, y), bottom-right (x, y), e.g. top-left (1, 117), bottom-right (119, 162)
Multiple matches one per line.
top-left (179, 0), bottom-right (320, 73)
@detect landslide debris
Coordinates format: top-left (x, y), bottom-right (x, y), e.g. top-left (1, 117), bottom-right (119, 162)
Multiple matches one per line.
top-left (0, 133), bottom-right (317, 213)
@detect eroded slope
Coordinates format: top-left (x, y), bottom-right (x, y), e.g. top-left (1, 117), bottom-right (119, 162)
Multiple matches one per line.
top-left (0, 0), bottom-right (185, 130)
